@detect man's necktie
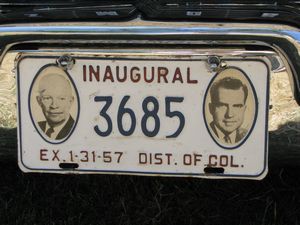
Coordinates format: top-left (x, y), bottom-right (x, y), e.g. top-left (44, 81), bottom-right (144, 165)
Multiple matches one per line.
top-left (224, 135), bottom-right (231, 144)
top-left (46, 127), bottom-right (54, 138)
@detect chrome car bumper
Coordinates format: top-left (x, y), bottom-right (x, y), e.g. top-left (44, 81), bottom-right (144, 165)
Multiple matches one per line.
top-left (0, 19), bottom-right (300, 104)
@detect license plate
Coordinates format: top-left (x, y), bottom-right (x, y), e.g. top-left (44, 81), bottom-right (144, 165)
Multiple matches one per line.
top-left (17, 50), bottom-right (269, 179)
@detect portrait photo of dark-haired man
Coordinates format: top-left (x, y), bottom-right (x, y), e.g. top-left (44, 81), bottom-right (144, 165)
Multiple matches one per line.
top-left (35, 66), bottom-right (75, 141)
top-left (208, 69), bottom-right (249, 145)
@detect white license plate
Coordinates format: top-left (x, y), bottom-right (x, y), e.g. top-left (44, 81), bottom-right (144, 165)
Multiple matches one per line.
top-left (17, 51), bottom-right (269, 179)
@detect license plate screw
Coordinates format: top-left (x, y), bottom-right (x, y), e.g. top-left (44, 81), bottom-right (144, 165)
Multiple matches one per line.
top-left (56, 54), bottom-right (75, 70)
top-left (207, 56), bottom-right (227, 72)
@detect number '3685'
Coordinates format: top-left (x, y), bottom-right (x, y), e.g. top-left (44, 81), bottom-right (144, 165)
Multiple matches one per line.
top-left (94, 96), bottom-right (185, 138)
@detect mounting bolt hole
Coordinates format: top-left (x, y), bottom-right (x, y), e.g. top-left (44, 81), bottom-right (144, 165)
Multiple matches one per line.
top-left (204, 167), bottom-right (225, 174)
top-left (59, 163), bottom-right (79, 169)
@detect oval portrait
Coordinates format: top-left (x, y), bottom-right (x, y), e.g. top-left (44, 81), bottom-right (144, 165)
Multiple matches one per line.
top-left (203, 67), bottom-right (257, 149)
top-left (29, 64), bottom-right (79, 144)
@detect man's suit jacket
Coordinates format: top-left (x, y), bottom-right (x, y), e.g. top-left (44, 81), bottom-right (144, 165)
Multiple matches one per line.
top-left (209, 122), bottom-right (247, 144)
top-left (38, 116), bottom-right (75, 140)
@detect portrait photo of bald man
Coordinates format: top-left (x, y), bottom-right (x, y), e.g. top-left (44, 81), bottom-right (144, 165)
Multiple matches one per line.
top-left (31, 65), bottom-right (77, 141)
top-left (205, 67), bottom-right (256, 147)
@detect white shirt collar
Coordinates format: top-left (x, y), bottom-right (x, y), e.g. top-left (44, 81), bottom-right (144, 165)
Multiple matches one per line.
top-left (214, 125), bottom-right (237, 144)
top-left (45, 115), bottom-right (70, 139)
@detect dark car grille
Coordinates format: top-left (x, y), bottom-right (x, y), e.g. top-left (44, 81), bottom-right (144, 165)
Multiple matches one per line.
top-left (0, 0), bottom-right (299, 26)
top-left (138, 0), bottom-right (300, 25)
top-left (0, 1), bottom-right (137, 21)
